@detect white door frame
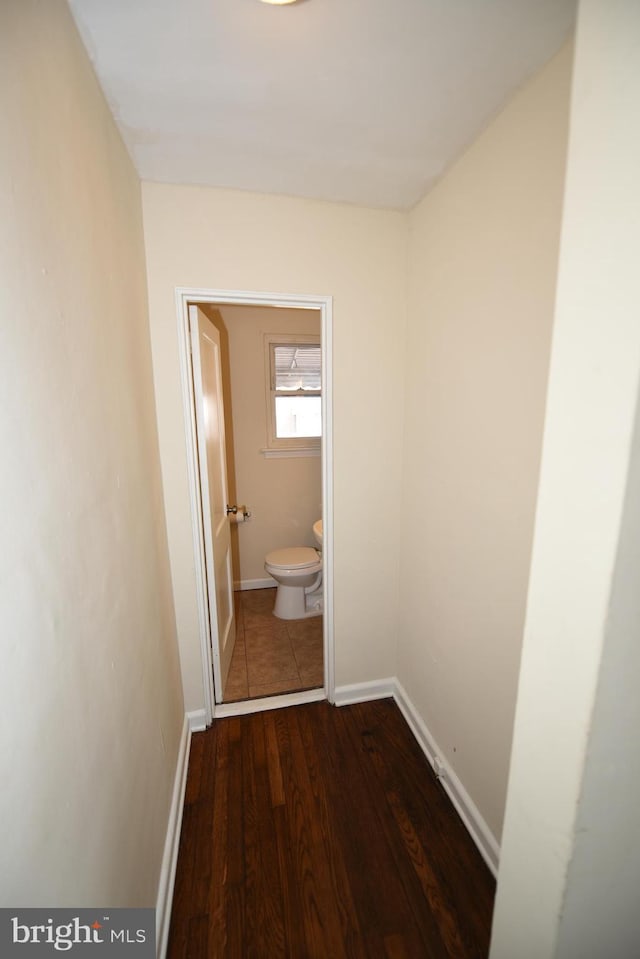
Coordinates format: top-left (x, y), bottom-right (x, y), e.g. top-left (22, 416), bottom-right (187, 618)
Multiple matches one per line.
top-left (175, 287), bottom-right (335, 723)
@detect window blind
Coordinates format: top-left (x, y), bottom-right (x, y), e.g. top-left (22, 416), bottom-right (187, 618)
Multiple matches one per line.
top-left (273, 345), bottom-right (321, 391)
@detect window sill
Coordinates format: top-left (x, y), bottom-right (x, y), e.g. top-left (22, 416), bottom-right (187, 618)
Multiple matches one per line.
top-left (260, 447), bottom-right (321, 459)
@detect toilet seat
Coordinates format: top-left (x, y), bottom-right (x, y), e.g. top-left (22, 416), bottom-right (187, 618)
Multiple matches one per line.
top-left (265, 547), bottom-right (320, 571)
top-left (264, 541), bottom-right (323, 620)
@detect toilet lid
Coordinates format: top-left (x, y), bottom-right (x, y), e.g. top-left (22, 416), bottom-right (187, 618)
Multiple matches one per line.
top-left (265, 547), bottom-right (320, 570)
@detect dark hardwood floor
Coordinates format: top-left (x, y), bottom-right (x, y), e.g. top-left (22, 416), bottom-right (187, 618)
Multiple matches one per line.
top-left (168, 698), bottom-right (495, 958)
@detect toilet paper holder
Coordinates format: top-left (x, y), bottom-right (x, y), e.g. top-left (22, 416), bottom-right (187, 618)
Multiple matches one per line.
top-left (226, 504), bottom-right (251, 520)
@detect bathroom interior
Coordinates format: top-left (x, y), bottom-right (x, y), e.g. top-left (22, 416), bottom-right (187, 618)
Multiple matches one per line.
top-left (198, 302), bottom-right (324, 703)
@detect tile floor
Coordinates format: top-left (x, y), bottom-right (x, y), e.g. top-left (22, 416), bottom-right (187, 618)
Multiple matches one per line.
top-left (223, 588), bottom-right (324, 702)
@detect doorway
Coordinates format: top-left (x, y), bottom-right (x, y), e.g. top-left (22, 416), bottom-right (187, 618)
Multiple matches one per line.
top-left (176, 288), bottom-right (334, 723)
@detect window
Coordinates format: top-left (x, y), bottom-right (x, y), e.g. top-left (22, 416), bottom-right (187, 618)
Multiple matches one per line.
top-left (264, 334), bottom-right (321, 453)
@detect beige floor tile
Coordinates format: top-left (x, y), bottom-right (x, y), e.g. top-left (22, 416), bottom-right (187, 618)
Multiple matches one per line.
top-left (245, 628), bottom-right (298, 686)
top-left (226, 589), bottom-right (324, 701)
top-left (244, 622), bottom-right (290, 652)
top-left (248, 678), bottom-right (304, 698)
top-left (288, 617), bottom-right (323, 647)
top-left (224, 642), bottom-right (249, 701)
top-left (234, 603), bottom-right (244, 630)
top-left (247, 647), bottom-right (299, 686)
top-left (293, 644), bottom-right (323, 669)
top-left (299, 666), bottom-right (324, 687)
top-left (294, 646), bottom-right (324, 685)
top-left (226, 639), bottom-right (245, 665)
top-left (243, 605), bottom-right (281, 630)
top-left (240, 588), bottom-right (276, 612)
top-left (224, 675), bottom-right (249, 702)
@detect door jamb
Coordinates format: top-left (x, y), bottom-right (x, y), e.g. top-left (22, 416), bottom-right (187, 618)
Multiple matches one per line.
top-left (175, 287), bottom-right (335, 724)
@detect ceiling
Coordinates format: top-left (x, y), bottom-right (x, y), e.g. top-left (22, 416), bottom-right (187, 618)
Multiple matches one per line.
top-left (68, 0), bottom-right (576, 211)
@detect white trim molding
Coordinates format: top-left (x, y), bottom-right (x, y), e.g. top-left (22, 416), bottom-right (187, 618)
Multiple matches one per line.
top-left (393, 680), bottom-right (500, 877)
top-left (334, 678), bottom-right (396, 706)
top-left (214, 687), bottom-right (325, 719)
top-left (175, 287), bottom-right (335, 720)
top-left (334, 677), bottom-right (500, 877)
top-left (156, 715), bottom-right (192, 959)
top-left (260, 447), bottom-right (321, 459)
top-left (186, 709), bottom-right (207, 733)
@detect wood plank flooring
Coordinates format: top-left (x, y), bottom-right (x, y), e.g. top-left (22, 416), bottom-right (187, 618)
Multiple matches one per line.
top-left (168, 698), bottom-right (495, 958)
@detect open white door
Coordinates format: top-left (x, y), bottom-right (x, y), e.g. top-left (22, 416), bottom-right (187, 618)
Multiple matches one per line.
top-left (189, 305), bottom-right (236, 702)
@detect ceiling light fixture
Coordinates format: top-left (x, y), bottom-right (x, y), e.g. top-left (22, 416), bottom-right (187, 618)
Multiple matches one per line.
top-left (259, 0), bottom-right (301, 5)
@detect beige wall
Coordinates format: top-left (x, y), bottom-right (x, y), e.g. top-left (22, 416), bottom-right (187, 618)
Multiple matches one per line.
top-left (398, 45), bottom-right (573, 842)
top-left (213, 305), bottom-right (322, 585)
top-left (491, 3), bottom-right (640, 955)
top-left (0, 0), bottom-right (183, 906)
top-left (142, 184), bottom-right (407, 710)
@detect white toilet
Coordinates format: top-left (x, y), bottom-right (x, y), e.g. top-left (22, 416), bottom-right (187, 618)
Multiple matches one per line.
top-left (265, 521), bottom-right (323, 620)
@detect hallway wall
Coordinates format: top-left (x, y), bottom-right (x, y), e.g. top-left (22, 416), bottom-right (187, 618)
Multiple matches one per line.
top-left (142, 185), bottom-right (407, 710)
top-left (399, 44), bottom-right (573, 843)
top-left (491, 3), bottom-right (640, 954)
top-left (0, 0), bottom-right (183, 907)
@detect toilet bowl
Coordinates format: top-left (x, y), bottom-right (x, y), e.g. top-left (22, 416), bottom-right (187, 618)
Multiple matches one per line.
top-left (264, 545), bottom-right (323, 620)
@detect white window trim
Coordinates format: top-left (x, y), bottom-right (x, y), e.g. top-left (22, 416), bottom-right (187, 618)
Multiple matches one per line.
top-left (263, 332), bottom-right (321, 454)
top-left (260, 446), bottom-right (321, 459)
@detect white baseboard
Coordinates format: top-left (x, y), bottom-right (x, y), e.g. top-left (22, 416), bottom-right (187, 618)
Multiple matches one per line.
top-left (156, 714), bottom-right (192, 959)
top-left (234, 577), bottom-right (275, 591)
top-left (334, 678), bottom-right (395, 706)
top-left (393, 680), bottom-right (500, 877)
top-left (214, 687), bottom-right (325, 718)
top-left (186, 708), bottom-right (207, 732)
